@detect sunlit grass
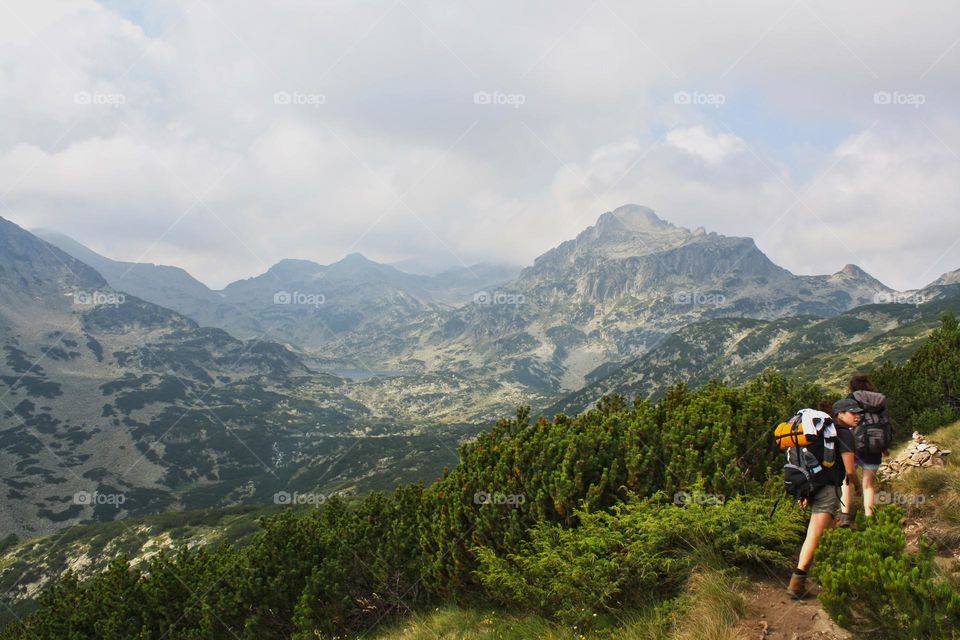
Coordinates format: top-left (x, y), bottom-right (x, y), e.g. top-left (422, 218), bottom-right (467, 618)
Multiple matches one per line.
top-left (892, 420), bottom-right (960, 548)
top-left (366, 567), bottom-right (744, 640)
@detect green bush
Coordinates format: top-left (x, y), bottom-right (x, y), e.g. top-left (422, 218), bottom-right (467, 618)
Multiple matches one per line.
top-left (422, 372), bottom-right (820, 596)
top-left (474, 494), bottom-right (806, 628)
top-left (815, 506), bottom-right (960, 638)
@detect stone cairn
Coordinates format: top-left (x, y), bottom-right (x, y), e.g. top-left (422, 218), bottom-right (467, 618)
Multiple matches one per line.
top-left (878, 431), bottom-right (952, 482)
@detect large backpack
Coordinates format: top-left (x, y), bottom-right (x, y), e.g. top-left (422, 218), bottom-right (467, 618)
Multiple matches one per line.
top-left (850, 392), bottom-right (892, 455)
top-left (774, 410), bottom-right (838, 500)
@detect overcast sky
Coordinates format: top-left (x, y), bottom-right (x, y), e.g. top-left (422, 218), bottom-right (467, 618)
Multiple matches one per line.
top-left (1, 1), bottom-right (958, 290)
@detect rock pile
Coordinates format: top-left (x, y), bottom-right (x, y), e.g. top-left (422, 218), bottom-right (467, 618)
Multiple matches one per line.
top-left (878, 431), bottom-right (951, 481)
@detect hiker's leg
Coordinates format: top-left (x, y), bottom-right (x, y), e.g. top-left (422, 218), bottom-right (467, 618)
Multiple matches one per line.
top-left (862, 469), bottom-right (878, 516)
top-left (797, 512), bottom-right (834, 571)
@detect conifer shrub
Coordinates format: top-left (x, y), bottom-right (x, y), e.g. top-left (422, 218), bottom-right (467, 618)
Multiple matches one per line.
top-left (815, 506), bottom-right (960, 639)
top-left (872, 314), bottom-right (960, 443)
top-left (474, 494), bottom-right (806, 628)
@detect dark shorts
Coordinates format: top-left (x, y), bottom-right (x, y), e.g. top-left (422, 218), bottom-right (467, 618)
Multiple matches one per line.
top-left (856, 451), bottom-right (882, 470)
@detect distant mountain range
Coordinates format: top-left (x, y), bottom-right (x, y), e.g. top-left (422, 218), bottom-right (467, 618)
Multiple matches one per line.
top-left (35, 205), bottom-right (960, 423)
top-left (35, 229), bottom-right (520, 353)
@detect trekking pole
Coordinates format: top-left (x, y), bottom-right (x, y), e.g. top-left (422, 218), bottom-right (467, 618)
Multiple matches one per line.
top-left (769, 493), bottom-right (783, 518)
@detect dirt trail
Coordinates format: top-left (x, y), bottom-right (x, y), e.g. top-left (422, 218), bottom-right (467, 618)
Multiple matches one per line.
top-left (735, 578), bottom-right (850, 640)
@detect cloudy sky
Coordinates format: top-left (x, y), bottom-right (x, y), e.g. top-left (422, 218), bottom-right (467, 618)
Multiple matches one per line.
top-left (1, 0), bottom-right (958, 289)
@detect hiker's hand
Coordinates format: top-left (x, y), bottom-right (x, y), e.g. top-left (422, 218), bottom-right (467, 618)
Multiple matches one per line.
top-left (847, 473), bottom-right (862, 496)
top-left (798, 498), bottom-right (809, 509)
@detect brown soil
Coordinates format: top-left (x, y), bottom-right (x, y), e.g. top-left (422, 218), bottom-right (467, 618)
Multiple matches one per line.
top-left (735, 578), bottom-right (851, 640)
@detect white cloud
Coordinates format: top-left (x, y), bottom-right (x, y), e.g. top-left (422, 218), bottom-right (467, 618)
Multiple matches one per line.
top-left (0, 0), bottom-right (957, 289)
top-left (666, 126), bottom-right (745, 164)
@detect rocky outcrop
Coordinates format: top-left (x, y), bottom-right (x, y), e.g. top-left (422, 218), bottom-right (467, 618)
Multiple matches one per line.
top-left (879, 432), bottom-right (952, 481)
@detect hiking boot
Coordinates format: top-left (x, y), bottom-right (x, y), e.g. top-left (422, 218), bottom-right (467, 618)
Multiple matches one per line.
top-left (837, 512), bottom-right (853, 528)
top-left (787, 572), bottom-right (809, 600)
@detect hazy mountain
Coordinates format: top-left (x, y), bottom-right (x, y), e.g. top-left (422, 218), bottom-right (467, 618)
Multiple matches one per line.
top-left (0, 218), bottom-right (472, 537)
top-left (925, 268), bottom-right (960, 289)
top-left (423, 262), bottom-right (523, 304)
top-left (32, 229), bottom-right (243, 328)
top-left (335, 205), bottom-right (897, 418)
top-left (389, 255), bottom-right (521, 279)
top-left (37, 233), bottom-right (518, 355)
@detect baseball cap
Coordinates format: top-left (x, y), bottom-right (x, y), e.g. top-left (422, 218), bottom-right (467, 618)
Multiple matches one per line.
top-left (833, 398), bottom-right (864, 415)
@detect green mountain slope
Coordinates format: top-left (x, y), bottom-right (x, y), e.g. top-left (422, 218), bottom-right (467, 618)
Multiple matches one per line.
top-left (545, 285), bottom-right (960, 417)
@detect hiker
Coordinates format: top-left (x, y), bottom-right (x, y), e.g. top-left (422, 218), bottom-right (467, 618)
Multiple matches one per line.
top-left (838, 374), bottom-right (891, 525)
top-left (783, 402), bottom-right (860, 599)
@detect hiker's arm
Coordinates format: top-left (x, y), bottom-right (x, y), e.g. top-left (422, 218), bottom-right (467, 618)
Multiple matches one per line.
top-left (842, 451), bottom-right (861, 495)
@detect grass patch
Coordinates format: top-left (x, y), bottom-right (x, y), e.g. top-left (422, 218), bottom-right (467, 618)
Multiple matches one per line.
top-left (891, 420), bottom-right (960, 549)
top-left (672, 568), bottom-right (746, 640)
top-left (366, 567), bottom-right (745, 640)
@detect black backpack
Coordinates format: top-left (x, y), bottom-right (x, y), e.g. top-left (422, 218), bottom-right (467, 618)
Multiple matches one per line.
top-left (775, 412), bottom-right (839, 500)
top-left (850, 394), bottom-right (892, 455)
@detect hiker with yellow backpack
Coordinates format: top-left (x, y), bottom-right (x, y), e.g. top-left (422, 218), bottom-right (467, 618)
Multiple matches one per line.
top-left (775, 401), bottom-right (860, 599)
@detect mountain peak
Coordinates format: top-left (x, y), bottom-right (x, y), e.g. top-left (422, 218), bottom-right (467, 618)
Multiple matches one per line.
top-left (829, 263), bottom-right (890, 291)
top-left (560, 205), bottom-right (694, 260)
top-left (338, 252), bottom-right (374, 265)
top-left (836, 264), bottom-right (868, 278)
top-left (270, 258), bottom-right (322, 271)
top-left (594, 205), bottom-right (672, 235)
